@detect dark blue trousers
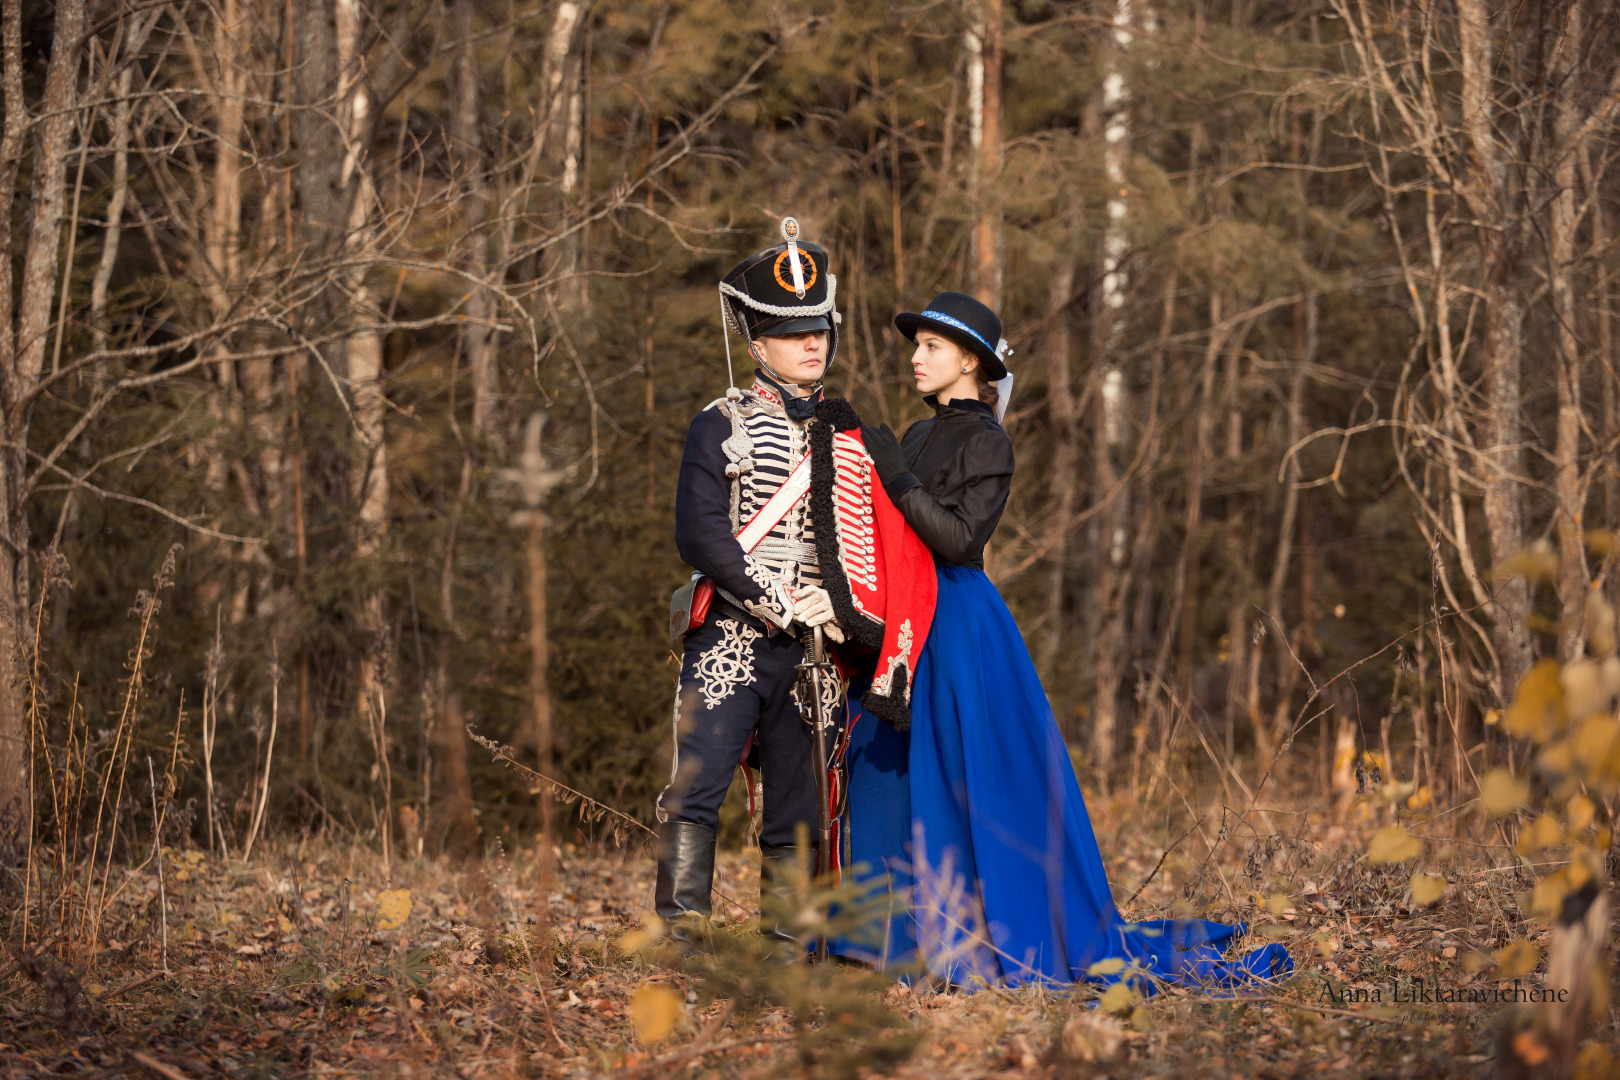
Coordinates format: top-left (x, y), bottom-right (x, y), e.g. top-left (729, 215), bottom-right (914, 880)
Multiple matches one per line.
top-left (657, 613), bottom-right (829, 848)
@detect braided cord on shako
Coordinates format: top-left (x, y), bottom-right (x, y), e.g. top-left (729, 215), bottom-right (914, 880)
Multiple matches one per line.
top-left (719, 276), bottom-right (838, 318)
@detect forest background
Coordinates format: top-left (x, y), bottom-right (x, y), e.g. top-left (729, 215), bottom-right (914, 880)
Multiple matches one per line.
top-left (2, 0), bottom-right (1619, 867)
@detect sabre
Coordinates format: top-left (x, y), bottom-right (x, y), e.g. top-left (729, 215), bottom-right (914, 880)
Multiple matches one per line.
top-left (795, 623), bottom-right (838, 960)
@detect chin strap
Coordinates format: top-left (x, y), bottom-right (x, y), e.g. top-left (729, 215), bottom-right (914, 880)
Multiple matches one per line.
top-left (721, 293), bottom-right (737, 390)
top-left (751, 351), bottom-right (823, 421)
top-left (751, 344), bottom-right (824, 394)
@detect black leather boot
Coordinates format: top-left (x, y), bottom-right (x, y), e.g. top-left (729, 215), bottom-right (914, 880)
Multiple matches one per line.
top-left (759, 841), bottom-right (816, 958)
top-left (655, 820), bottom-right (716, 949)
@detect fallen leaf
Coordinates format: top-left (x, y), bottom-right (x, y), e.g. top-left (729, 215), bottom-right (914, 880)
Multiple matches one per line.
top-left (1097, 983), bottom-right (1136, 1015)
top-left (1511, 1029), bottom-right (1551, 1067)
top-left (1366, 826), bottom-right (1422, 864)
top-left (629, 983), bottom-right (682, 1044)
top-left (1568, 794), bottom-right (1596, 832)
top-left (618, 914), bottom-right (666, 954)
top-left (1495, 939), bottom-right (1539, 979)
top-left (376, 888), bottom-right (412, 931)
top-left (1504, 660), bottom-right (1566, 741)
top-left (1479, 769), bottom-right (1530, 817)
top-left (1409, 874), bottom-right (1447, 906)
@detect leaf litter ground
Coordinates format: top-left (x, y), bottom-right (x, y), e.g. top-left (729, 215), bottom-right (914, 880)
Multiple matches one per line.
top-left (4, 784), bottom-right (1617, 1079)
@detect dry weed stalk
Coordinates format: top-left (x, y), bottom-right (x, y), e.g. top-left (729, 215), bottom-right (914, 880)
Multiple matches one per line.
top-left (146, 755), bottom-right (168, 974)
top-left (364, 682), bottom-right (392, 880)
top-left (201, 609), bottom-right (224, 856)
top-left (467, 727), bottom-right (654, 852)
top-left (80, 544), bottom-right (179, 959)
top-left (242, 646), bottom-right (280, 862)
top-left (14, 546), bottom-right (194, 963)
top-left (22, 550), bottom-right (70, 945)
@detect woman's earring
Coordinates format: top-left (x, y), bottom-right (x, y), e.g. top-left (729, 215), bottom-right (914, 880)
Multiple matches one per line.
top-left (961, 365), bottom-right (969, 373)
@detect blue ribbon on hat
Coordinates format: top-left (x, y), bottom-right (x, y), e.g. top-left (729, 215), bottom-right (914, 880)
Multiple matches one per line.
top-left (916, 309), bottom-right (997, 356)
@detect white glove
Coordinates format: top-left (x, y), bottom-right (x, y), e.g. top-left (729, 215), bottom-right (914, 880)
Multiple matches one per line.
top-left (790, 585), bottom-right (839, 631)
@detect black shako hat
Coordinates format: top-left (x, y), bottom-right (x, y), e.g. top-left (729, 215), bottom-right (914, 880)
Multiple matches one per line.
top-left (894, 291), bottom-right (1010, 381)
top-left (719, 217), bottom-right (840, 367)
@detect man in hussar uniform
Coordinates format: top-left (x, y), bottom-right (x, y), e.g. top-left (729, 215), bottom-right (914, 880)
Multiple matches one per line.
top-left (655, 218), bottom-right (847, 945)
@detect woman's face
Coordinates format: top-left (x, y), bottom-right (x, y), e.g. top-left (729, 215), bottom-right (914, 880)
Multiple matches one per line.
top-left (910, 330), bottom-right (979, 400)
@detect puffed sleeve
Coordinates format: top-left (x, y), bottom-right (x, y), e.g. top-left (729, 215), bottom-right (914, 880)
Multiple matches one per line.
top-left (674, 406), bottom-right (795, 628)
top-left (891, 428), bottom-right (1014, 565)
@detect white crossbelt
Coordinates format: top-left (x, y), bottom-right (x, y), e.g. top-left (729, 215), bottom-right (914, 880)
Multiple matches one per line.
top-left (735, 454), bottom-right (812, 553)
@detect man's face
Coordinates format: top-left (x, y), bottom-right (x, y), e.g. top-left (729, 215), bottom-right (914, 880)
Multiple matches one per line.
top-left (753, 330), bottom-right (829, 387)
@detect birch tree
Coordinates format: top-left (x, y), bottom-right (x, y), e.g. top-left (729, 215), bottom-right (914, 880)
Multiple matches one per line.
top-left (0, 0), bottom-right (86, 821)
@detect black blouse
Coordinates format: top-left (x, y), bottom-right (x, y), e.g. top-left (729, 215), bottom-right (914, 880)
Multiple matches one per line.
top-left (879, 396), bottom-right (1015, 568)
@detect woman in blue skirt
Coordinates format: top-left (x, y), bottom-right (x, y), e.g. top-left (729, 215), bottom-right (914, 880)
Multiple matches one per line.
top-left (835, 291), bottom-right (1292, 992)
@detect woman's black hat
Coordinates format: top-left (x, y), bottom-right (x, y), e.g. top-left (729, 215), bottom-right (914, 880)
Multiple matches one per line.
top-left (719, 217), bottom-right (840, 367)
top-left (894, 291), bottom-right (1010, 380)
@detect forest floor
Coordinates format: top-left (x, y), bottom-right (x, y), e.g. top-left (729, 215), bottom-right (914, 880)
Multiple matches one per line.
top-left (3, 778), bottom-right (1617, 1080)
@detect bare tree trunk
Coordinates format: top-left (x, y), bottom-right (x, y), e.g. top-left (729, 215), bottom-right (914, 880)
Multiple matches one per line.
top-left (1090, 371), bottom-right (1130, 781)
top-left (90, 57), bottom-right (143, 350)
top-left (206, 0), bottom-right (275, 627)
top-left (558, 30), bottom-right (587, 312)
top-left (1038, 257), bottom-right (1079, 687)
top-left (291, 0), bottom-right (344, 252)
top-left (0, 0), bottom-right (85, 820)
top-left (454, 0), bottom-right (495, 437)
top-left (514, 414), bottom-right (562, 958)
top-left (539, 1), bottom-right (586, 313)
top-left (1458, 0), bottom-right (1531, 696)
top-left (434, 458), bottom-right (478, 856)
top-left (432, 675), bottom-right (478, 854)
top-left (1225, 537), bottom-right (1254, 761)
top-left (889, 88), bottom-right (906, 308)
top-left (336, 0), bottom-right (391, 732)
top-left (1175, 294), bottom-right (1231, 695)
top-left (434, 0), bottom-right (500, 816)
top-left (1087, 0), bottom-right (1135, 781)
top-left (1266, 104), bottom-right (1320, 756)
top-left (1587, 140), bottom-right (1617, 536)
top-left (1264, 298), bottom-right (1311, 754)
top-left (968, 0), bottom-right (1001, 307)
top-left (1135, 273), bottom-right (1178, 798)
top-left (205, 0), bottom-right (245, 322)
top-left (1548, 0), bottom-right (1588, 661)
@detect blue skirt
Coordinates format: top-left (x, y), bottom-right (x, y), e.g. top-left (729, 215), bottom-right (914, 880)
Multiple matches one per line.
top-left (834, 565), bottom-right (1293, 991)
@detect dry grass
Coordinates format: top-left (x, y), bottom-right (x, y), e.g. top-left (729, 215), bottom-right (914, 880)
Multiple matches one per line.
top-left (6, 774), bottom-right (1615, 1079)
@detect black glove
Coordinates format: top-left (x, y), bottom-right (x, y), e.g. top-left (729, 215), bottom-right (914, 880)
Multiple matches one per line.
top-left (861, 423), bottom-right (908, 485)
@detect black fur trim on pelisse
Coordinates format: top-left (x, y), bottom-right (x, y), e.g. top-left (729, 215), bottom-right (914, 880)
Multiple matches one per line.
top-left (861, 665), bottom-right (912, 732)
top-left (814, 397), bottom-right (862, 433)
top-left (809, 400), bottom-right (884, 653)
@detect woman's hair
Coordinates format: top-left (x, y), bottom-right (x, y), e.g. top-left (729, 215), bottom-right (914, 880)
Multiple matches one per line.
top-left (972, 364), bottom-right (999, 413)
top-left (932, 332), bottom-right (999, 410)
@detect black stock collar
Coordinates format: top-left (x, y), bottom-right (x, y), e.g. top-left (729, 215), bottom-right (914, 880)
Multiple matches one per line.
top-left (754, 368), bottom-right (824, 422)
